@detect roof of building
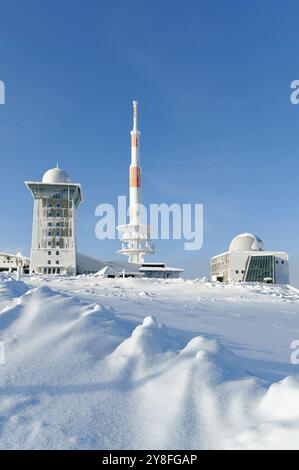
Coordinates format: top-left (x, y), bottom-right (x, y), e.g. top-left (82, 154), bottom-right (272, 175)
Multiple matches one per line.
top-left (229, 233), bottom-right (265, 252)
top-left (94, 265), bottom-right (123, 277)
top-left (42, 166), bottom-right (71, 184)
top-left (93, 265), bottom-right (143, 278)
top-left (0, 252), bottom-right (30, 262)
top-left (139, 266), bottom-right (184, 272)
top-left (211, 250), bottom-right (287, 259)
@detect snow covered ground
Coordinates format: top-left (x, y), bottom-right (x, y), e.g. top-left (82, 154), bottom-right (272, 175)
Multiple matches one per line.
top-left (0, 273), bottom-right (299, 449)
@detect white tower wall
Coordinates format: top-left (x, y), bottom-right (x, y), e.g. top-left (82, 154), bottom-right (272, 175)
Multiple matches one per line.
top-left (26, 168), bottom-right (82, 275)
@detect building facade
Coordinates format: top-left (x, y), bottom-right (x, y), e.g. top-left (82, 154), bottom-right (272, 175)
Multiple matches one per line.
top-left (25, 167), bottom-right (82, 275)
top-left (211, 233), bottom-right (289, 284)
top-left (0, 252), bottom-right (30, 274)
top-left (139, 263), bottom-right (184, 279)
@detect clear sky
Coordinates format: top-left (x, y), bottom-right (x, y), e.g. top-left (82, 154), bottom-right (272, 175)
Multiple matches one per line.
top-left (0, 0), bottom-right (299, 283)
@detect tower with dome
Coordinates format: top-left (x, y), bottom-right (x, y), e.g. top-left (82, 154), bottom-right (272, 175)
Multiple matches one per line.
top-left (25, 166), bottom-right (83, 275)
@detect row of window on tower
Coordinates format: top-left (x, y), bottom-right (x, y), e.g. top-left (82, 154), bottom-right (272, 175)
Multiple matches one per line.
top-left (48, 240), bottom-right (60, 246)
top-left (48, 222), bottom-right (62, 227)
top-left (48, 211), bottom-right (62, 217)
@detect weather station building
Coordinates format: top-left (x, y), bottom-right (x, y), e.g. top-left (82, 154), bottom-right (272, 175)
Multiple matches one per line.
top-left (25, 166), bottom-right (83, 275)
top-left (211, 233), bottom-right (289, 284)
top-left (25, 166), bottom-right (122, 276)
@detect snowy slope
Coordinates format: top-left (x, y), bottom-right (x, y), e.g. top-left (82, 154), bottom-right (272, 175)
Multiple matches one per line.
top-left (0, 274), bottom-right (299, 449)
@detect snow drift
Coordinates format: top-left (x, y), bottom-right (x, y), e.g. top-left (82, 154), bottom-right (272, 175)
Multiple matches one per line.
top-left (0, 274), bottom-right (298, 449)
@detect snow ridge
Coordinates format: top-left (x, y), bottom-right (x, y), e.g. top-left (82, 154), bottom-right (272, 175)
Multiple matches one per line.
top-left (0, 275), bottom-right (298, 449)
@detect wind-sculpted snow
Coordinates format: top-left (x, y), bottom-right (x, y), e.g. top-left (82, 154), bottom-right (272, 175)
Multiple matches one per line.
top-left (0, 274), bottom-right (29, 304)
top-left (0, 277), bottom-right (298, 449)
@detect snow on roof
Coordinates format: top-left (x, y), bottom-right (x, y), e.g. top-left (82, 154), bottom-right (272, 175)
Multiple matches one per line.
top-left (229, 233), bottom-right (265, 252)
top-left (42, 166), bottom-right (71, 184)
top-left (139, 266), bottom-right (184, 272)
top-left (94, 265), bottom-right (125, 277)
top-left (0, 252), bottom-right (29, 262)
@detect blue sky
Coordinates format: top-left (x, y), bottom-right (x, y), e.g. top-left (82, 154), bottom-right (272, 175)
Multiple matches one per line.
top-left (0, 0), bottom-right (299, 282)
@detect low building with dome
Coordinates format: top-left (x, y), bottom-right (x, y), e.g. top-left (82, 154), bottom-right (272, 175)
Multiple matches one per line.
top-left (25, 166), bottom-right (83, 275)
top-left (211, 233), bottom-right (289, 284)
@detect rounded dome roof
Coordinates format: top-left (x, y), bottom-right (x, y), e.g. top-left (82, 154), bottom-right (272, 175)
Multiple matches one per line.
top-left (229, 233), bottom-right (265, 252)
top-left (42, 166), bottom-right (71, 184)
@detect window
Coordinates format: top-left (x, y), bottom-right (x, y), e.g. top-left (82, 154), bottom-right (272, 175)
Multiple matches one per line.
top-left (48, 204), bottom-right (52, 208)
top-left (57, 268), bottom-right (60, 274)
top-left (48, 260), bottom-right (51, 265)
top-left (56, 222), bottom-right (61, 227)
top-left (56, 241), bottom-right (60, 246)
top-left (48, 251), bottom-right (51, 256)
top-left (282, 260), bottom-right (284, 264)
top-left (276, 260), bottom-right (278, 264)
top-left (56, 251), bottom-right (59, 256)
top-left (48, 231), bottom-right (51, 236)
top-left (56, 204), bottom-right (60, 208)
top-left (48, 241), bottom-right (51, 246)
top-left (245, 256), bottom-right (274, 283)
top-left (235, 270), bottom-right (239, 274)
top-left (56, 260), bottom-right (59, 265)
top-left (48, 222), bottom-right (52, 227)
top-left (56, 232), bottom-right (60, 236)
top-left (57, 212), bottom-right (61, 217)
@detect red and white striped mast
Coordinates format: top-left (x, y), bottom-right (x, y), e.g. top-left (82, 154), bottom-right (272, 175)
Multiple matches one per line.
top-left (117, 100), bottom-right (154, 264)
top-left (130, 100), bottom-right (142, 226)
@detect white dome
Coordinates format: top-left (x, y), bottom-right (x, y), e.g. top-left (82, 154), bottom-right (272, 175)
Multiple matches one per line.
top-left (229, 233), bottom-right (264, 252)
top-left (42, 166), bottom-right (71, 184)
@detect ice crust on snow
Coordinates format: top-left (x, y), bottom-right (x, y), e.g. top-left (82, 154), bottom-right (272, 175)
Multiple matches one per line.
top-left (0, 274), bottom-right (298, 449)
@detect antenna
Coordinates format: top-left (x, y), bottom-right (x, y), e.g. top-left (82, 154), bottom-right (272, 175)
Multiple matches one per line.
top-left (133, 100), bottom-right (138, 131)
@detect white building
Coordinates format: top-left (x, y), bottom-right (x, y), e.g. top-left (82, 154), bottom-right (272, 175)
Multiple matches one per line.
top-left (139, 263), bottom-right (184, 279)
top-left (211, 233), bottom-right (289, 284)
top-left (25, 166), bottom-right (82, 275)
top-left (0, 252), bottom-right (30, 274)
